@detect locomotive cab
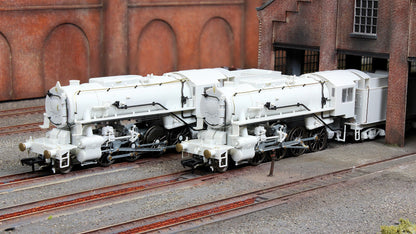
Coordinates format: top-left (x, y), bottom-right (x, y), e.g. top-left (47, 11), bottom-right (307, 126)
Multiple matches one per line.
top-left (311, 70), bottom-right (361, 119)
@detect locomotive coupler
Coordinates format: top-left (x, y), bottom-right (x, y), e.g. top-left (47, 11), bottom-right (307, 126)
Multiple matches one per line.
top-left (20, 157), bottom-right (44, 172)
top-left (181, 157), bottom-right (204, 172)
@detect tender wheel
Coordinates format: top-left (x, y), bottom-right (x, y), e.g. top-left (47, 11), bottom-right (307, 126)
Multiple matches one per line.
top-left (98, 153), bottom-right (114, 167)
top-left (249, 152), bottom-right (266, 166)
top-left (308, 127), bottom-right (328, 152)
top-left (287, 126), bottom-right (306, 156)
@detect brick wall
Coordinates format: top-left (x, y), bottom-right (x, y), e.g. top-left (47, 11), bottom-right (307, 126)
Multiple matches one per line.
top-left (0, 0), bottom-right (261, 101)
top-left (257, 0), bottom-right (415, 146)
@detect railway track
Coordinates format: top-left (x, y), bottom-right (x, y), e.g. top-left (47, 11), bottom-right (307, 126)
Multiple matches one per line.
top-left (0, 122), bottom-right (46, 136)
top-left (0, 171), bottom-right (49, 186)
top-left (1, 152), bottom-right (414, 232)
top-left (0, 105), bottom-right (46, 136)
top-left (0, 153), bottom-right (181, 193)
top-left (83, 152), bottom-right (416, 233)
top-left (0, 169), bottom-right (214, 225)
top-left (0, 106), bottom-right (44, 118)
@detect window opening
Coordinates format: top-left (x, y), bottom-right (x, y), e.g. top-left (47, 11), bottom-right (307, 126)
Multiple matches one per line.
top-left (354, 0), bottom-right (378, 35)
top-left (273, 47), bottom-right (319, 75)
top-left (274, 49), bottom-right (287, 74)
top-left (361, 56), bottom-right (373, 72)
top-left (410, 60), bottom-right (416, 74)
top-left (342, 88), bottom-right (354, 103)
top-left (303, 50), bottom-right (319, 73)
top-left (337, 54), bottom-right (346, 70)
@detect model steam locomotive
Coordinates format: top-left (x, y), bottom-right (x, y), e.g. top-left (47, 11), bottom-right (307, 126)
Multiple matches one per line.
top-left (176, 69), bottom-right (391, 172)
top-left (19, 68), bottom-right (400, 173)
top-left (18, 68), bottom-right (236, 173)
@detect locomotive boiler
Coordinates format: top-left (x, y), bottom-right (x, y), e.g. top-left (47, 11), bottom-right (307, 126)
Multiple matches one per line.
top-left (18, 68), bottom-right (234, 173)
top-left (177, 69), bottom-right (390, 172)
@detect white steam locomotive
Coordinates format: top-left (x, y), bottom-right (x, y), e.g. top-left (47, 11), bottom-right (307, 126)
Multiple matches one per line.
top-left (19, 67), bottom-right (401, 174)
top-left (19, 68), bottom-right (242, 173)
top-left (176, 69), bottom-right (390, 172)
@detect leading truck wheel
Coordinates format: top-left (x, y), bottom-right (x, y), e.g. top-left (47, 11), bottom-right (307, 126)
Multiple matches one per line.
top-left (53, 160), bottom-right (72, 174)
top-left (212, 159), bottom-right (228, 173)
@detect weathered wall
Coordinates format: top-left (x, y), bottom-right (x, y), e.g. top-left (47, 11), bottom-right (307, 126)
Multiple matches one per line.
top-left (0, 0), bottom-right (102, 100)
top-left (258, 0), bottom-right (412, 68)
top-left (336, 0), bottom-right (392, 54)
top-left (257, 0), bottom-right (415, 146)
top-left (0, 0), bottom-right (261, 101)
top-left (409, 0), bottom-right (416, 58)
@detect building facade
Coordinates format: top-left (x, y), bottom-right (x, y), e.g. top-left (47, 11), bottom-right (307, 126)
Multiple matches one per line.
top-left (257, 0), bottom-right (416, 146)
top-left (0, 0), bottom-right (261, 101)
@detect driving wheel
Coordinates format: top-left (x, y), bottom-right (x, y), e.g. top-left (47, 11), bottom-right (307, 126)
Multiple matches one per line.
top-left (287, 126), bottom-right (306, 156)
top-left (308, 127), bottom-right (328, 152)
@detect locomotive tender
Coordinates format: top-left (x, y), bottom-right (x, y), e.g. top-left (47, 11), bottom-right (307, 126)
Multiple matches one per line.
top-left (177, 69), bottom-right (390, 172)
top-left (18, 68), bottom-right (241, 173)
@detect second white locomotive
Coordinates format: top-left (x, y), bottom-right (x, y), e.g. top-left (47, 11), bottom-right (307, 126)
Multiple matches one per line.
top-left (177, 69), bottom-right (389, 172)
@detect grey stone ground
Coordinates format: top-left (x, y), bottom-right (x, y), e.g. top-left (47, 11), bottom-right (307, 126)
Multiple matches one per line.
top-left (1, 98), bottom-right (416, 233)
top-left (182, 132), bottom-right (416, 234)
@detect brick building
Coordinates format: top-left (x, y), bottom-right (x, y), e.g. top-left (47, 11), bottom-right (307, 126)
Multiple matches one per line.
top-left (0, 0), bottom-right (261, 101)
top-left (257, 0), bottom-right (416, 146)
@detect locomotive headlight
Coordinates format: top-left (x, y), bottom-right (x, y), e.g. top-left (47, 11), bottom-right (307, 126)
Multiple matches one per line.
top-left (19, 143), bottom-right (27, 152)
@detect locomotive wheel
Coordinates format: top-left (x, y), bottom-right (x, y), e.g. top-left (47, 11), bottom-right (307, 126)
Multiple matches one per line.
top-left (249, 152), bottom-right (266, 166)
top-left (98, 153), bottom-right (114, 167)
top-left (54, 160), bottom-right (72, 174)
top-left (287, 126), bottom-right (306, 157)
top-left (308, 127), bottom-right (328, 152)
top-left (144, 125), bottom-right (167, 145)
top-left (212, 158), bottom-right (228, 173)
top-left (273, 147), bottom-right (287, 161)
top-left (125, 152), bottom-right (141, 162)
top-left (266, 123), bottom-right (287, 160)
top-left (143, 125), bottom-right (167, 156)
top-left (169, 126), bottom-right (191, 145)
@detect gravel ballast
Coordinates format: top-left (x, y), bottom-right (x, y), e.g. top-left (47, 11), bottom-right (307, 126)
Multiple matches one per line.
top-left (1, 98), bottom-right (416, 233)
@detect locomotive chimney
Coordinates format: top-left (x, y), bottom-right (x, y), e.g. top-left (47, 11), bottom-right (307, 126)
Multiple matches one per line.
top-left (69, 80), bottom-right (80, 86)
